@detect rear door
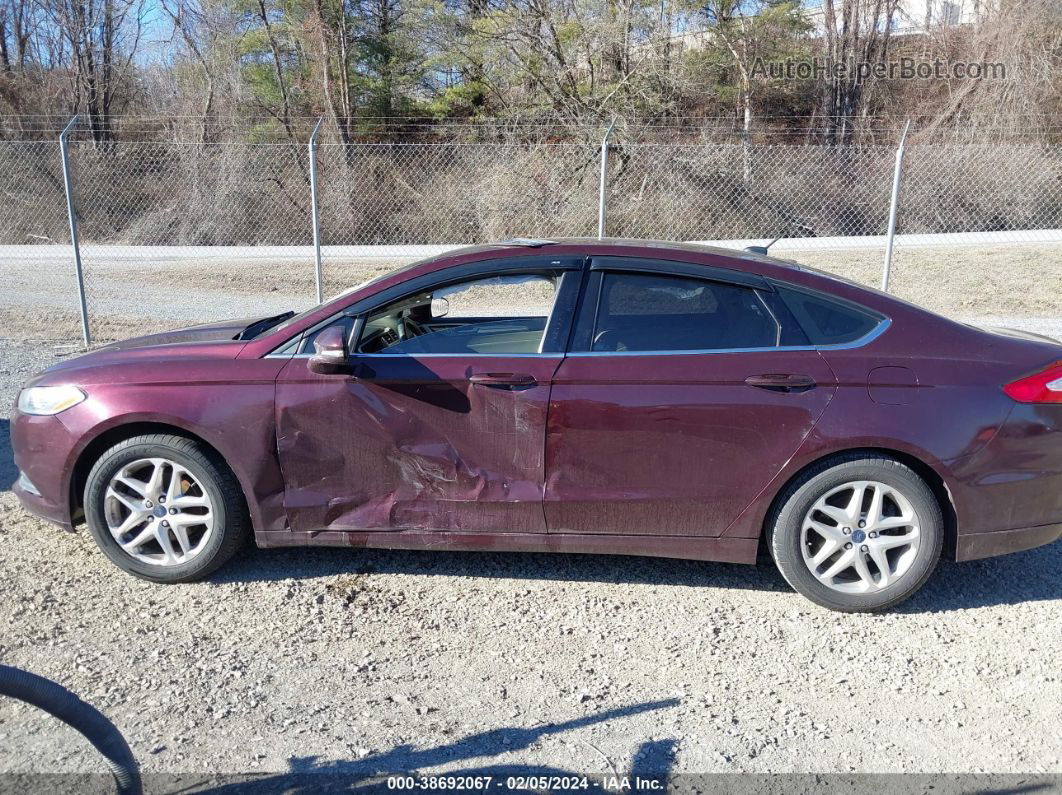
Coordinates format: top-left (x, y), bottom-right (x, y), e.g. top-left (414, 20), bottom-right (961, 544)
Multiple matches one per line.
top-left (544, 257), bottom-right (837, 537)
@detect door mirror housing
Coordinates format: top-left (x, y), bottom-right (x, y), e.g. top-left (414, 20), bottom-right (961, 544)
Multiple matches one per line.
top-left (430, 297), bottom-right (449, 318)
top-left (308, 326), bottom-right (352, 374)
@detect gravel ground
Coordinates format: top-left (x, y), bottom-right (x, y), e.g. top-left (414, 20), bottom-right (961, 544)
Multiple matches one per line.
top-left (1, 333), bottom-right (1061, 785)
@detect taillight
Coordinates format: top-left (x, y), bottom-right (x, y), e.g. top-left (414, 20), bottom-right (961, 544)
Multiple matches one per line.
top-left (1003, 360), bottom-right (1062, 403)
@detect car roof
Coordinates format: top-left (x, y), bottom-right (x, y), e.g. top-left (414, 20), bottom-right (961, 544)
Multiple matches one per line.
top-left (335, 238), bottom-right (804, 309)
top-left (448, 237), bottom-right (803, 269)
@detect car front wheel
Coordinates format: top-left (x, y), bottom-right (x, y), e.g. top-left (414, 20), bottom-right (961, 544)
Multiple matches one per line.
top-left (83, 434), bottom-right (248, 583)
top-left (768, 454), bottom-right (943, 612)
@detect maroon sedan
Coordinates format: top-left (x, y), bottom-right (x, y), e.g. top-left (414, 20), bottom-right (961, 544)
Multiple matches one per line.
top-left (11, 239), bottom-right (1062, 611)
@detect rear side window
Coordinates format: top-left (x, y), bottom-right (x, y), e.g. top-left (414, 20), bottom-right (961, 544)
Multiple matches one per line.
top-left (590, 272), bottom-right (780, 352)
top-left (775, 285), bottom-right (882, 345)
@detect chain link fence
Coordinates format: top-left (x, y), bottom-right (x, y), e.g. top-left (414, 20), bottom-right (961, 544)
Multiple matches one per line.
top-left (1, 130), bottom-right (1060, 343)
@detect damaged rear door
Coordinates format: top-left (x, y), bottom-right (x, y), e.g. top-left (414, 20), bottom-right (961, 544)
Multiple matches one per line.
top-left (274, 257), bottom-right (583, 534)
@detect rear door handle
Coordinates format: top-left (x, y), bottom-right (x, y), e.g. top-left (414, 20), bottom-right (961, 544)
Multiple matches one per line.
top-left (745, 373), bottom-right (817, 393)
top-left (468, 372), bottom-right (538, 390)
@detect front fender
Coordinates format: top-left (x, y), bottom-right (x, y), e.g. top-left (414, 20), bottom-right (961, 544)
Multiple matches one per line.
top-left (57, 377), bottom-right (287, 536)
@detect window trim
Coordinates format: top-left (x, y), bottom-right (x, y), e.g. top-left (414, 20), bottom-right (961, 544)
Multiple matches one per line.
top-left (575, 265), bottom-right (780, 355)
top-left (267, 256), bottom-right (893, 360)
top-left (768, 278), bottom-right (888, 347)
top-left (567, 263), bottom-right (891, 357)
top-left (755, 290), bottom-right (784, 347)
top-left (565, 319), bottom-right (891, 357)
top-left (265, 255), bottom-right (583, 358)
top-left (336, 352), bottom-right (565, 359)
top-left (588, 255), bottom-right (770, 290)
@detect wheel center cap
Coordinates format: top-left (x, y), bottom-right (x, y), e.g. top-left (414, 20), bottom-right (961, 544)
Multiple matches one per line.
top-left (152, 506), bottom-right (167, 518)
top-left (852, 529), bottom-right (867, 543)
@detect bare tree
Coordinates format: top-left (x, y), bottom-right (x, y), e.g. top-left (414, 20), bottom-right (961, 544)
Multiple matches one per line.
top-left (28, 0), bottom-right (145, 144)
top-left (0, 0), bottom-right (38, 71)
top-left (912, 0), bottom-right (1062, 142)
top-left (311, 0), bottom-right (358, 145)
top-left (255, 0), bottom-right (299, 142)
top-left (819, 0), bottom-right (901, 144)
top-left (37, 0), bottom-right (144, 144)
top-left (703, 0), bottom-right (809, 177)
top-left (160, 0), bottom-right (236, 143)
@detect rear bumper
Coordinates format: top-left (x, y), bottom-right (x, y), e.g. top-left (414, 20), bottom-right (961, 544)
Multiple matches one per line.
top-left (944, 403), bottom-right (1062, 536)
top-left (956, 522), bottom-right (1062, 562)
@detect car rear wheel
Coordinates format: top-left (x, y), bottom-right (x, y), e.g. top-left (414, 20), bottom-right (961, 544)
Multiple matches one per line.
top-left (84, 434), bottom-right (248, 583)
top-left (768, 455), bottom-right (943, 612)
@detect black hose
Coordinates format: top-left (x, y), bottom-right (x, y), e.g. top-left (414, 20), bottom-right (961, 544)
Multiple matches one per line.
top-left (0, 664), bottom-right (142, 795)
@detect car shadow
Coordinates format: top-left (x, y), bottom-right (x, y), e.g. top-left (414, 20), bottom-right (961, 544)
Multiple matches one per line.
top-left (897, 542), bottom-right (1062, 612)
top-left (214, 542), bottom-right (793, 594)
top-left (181, 699), bottom-right (679, 793)
top-left (214, 532), bottom-right (1062, 611)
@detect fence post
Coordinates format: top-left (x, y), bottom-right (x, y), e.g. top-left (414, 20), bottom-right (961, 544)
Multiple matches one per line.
top-left (881, 118), bottom-right (911, 293)
top-left (308, 116), bottom-right (325, 304)
top-left (59, 115), bottom-right (91, 347)
top-left (598, 119), bottom-right (616, 240)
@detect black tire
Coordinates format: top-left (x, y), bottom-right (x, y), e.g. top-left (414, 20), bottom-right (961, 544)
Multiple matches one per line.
top-left (84, 434), bottom-right (248, 583)
top-left (767, 454), bottom-right (943, 612)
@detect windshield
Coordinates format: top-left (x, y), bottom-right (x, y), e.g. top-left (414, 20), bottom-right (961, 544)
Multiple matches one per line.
top-left (244, 281), bottom-right (369, 340)
top-left (251, 267), bottom-right (422, 340)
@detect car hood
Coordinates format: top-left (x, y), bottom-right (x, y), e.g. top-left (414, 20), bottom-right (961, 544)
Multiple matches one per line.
top-left (28, 319), bottom-right (253, 386)
top-left (96, 317), bottom-right (256, 350)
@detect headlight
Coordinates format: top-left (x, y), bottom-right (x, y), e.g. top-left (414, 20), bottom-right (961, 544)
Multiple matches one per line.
top-left (17, 385), bottom-right (87, 415)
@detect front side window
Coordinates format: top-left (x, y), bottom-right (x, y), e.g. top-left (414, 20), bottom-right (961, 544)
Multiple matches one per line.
top-left (590, 272), bottom-right (780, 352)
top-left (356, 273), bottom-right (558, 355)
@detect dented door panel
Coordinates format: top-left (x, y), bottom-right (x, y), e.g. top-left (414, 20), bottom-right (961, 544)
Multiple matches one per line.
top-left (275, 355), bottom-right (562, 533)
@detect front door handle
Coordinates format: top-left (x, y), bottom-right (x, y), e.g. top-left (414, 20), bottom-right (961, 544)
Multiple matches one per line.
top-left (745, 373), bottom-right (817, 393)
top-left (469, 372), bottom-right (538, 390)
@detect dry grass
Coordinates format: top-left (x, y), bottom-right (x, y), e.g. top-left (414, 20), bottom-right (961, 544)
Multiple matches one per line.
top-left (796, 243), bottom-right (1062, 317)
top-left (96, 242), bottom-right (1062, 317)
top-left (0, 307), bottom-right (152, 344)
top-left (1, 243), bottom-right (1059, 343)
top-left (102, 261), bottom-right (398, 299)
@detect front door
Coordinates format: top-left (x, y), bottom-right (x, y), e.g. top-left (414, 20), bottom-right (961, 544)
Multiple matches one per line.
top-left (275, 263), bottom-right (581, 534)
top-left (544, 260), bottom-right (837, 537)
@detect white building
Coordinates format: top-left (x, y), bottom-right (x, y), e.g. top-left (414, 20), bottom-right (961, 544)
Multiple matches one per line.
top-left (661, 0), bottom-right (984, 55)
top-left (806, 0), bottom-right (984, 35)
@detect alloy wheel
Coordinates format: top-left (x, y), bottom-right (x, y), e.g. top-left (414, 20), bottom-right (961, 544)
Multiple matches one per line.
top-left (800, 479), bottom-right (921, 594)
top-left (103, 457), bottom-right (215, 567)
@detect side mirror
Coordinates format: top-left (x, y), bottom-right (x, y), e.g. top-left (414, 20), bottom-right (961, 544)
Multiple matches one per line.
top-left (430, 296), bottom-right (449, 318)
top-left (308, 326), bottom-right (351, 375)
